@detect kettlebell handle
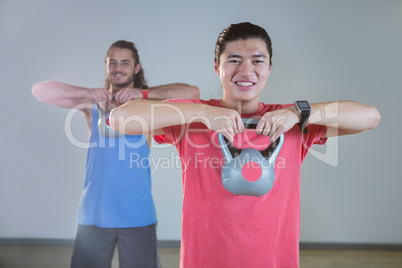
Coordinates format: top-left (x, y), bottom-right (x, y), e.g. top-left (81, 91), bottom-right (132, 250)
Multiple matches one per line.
top-left (242, 118), bottom-right (260, 129)
top-left (217, 118), bottom-right (259, 160)
top-left (218, 118), bottom-right (284, 163)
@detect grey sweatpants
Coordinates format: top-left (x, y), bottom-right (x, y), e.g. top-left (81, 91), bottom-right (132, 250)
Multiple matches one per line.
top-left (71, 224), bottom-right (160, 268)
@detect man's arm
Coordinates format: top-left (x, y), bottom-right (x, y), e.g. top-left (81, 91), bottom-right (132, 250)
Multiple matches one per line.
top-left (109, 99), bottom-right (243, 141)
top-left (32, 81), bottom-right (108, 110)
top-left (32, 81), bottom-right (114, 131)
top-left (147, 83), bottom-right (200, 100)
top-left (32, 81), bottom-right (199, 110)
top-left (309, 101), bottom-right (380, 137)
top-left (94, 83), bottom-right (199, 105)
top-left (254, 101), bottom-right (381, 141)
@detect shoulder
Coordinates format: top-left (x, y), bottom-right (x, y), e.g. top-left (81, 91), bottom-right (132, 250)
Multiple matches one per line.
top-left (255, 102), bottom-right (293, 114)
top-left (264, 102), bottom-right (293, 110)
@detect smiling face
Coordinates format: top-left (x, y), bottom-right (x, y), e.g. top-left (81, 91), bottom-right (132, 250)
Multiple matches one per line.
top-left (214, 38), bottom-right (271, 112)
top-left (106, 47), bottom-right (141, 92)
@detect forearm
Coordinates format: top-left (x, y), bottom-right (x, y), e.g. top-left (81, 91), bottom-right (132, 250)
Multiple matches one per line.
top-left (308, 101), bottom-right (381, 136)
top-left (148, 83), bottom-right (200, 100)
top-left (32, 81), bottom-right (93, 108)
top-left (109, 99), bottom-right (208, 135)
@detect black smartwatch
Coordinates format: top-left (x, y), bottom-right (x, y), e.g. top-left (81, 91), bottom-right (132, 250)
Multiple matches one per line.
top-left (295, 100), bottom-right (311, 134)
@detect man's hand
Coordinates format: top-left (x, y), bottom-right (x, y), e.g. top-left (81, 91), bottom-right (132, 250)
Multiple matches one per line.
top-left (200, 106), bottom-right (244, 142)
top-left (88, 88), bottom-right (113, 110)
top-left (114, 87), bottom-right (142, 104)
top-left (256, 106), bottom-right (300, 142)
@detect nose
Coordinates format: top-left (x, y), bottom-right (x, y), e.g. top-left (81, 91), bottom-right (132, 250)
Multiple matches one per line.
top-left (238, 61), bottom-right (254, 77)
top-left (116, 63), bottom-right (123, 72)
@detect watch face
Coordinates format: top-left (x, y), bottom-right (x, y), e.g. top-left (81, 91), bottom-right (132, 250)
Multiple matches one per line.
top-left (297, 101), bottom-right (311, 110)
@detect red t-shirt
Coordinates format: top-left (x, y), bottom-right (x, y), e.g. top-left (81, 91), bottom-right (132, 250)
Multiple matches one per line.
top-left (154, 99), bottom-right (327, 268)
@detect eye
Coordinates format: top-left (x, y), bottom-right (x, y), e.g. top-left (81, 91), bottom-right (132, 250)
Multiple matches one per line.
top-left (229, 59), bottom-right (240, 64)
top-left (253, 59), bottom-right (265, 64)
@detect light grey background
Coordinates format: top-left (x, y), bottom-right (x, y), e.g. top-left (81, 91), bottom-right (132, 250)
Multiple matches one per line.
top-left (1, 0), bottom-right (401, 244)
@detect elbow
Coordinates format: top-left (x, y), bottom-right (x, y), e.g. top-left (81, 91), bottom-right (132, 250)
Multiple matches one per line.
top-left (32, 81), bottom-right (55, 102)
top-left (367, 106), bottom-right (381, 130)
top-left (192, 86), bottom-right (201, 99)
top-left (338, 105), bottom-right (381, 136)
top-left (186, 85), bottom-right (200, 99)
top-left (358, 105), bottom-right (381, 133)
top-left (31, 83), bottom-right (44, 101)
top-left (109, 106), bottom-right (144, 135)
top-left (109, 108), bottom-right (124, 133)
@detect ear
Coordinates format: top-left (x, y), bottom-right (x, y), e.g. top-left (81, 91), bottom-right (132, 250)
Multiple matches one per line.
top-left (214, 61), bottom-right (220, 76)
top-left (135, 63), bottom-right (142, 74)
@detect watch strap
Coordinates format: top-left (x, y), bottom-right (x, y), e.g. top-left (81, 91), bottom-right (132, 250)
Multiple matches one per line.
top-left (295, 101), bottom-right (310, 134)
top-left (141, 85), bottom-right (149, 99)
top-left (298, 112), bottom-right (309, 134)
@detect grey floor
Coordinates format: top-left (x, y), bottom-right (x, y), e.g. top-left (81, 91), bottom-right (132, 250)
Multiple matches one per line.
top-left (1, 246), bottom-right (402, 268)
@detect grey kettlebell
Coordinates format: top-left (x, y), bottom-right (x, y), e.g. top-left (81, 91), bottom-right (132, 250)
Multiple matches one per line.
top-left (218, 118), bottom-right (284, 197)
top-left (96, 103), bottom-right (124, 138)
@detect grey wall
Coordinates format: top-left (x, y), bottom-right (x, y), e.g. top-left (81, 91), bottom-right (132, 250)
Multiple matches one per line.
top-left (1, 0), bottom-right (401, 244)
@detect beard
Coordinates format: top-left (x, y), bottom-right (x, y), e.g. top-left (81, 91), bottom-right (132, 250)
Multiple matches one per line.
top-left (110, 72), bottom-right (135, 89)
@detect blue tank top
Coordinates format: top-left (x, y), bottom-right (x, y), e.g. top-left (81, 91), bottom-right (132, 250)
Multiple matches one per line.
top-left (77, 105), bottom-right (157, 227)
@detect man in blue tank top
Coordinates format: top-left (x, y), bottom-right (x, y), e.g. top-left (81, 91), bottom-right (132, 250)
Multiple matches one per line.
top-left (32, 40), bottom-right (199, 268)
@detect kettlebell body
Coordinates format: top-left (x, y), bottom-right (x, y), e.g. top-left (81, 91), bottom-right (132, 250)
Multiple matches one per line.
top-left (96, 104), bottom-right (124, 138)
top-left (218, 118), bottom-right (284, 197)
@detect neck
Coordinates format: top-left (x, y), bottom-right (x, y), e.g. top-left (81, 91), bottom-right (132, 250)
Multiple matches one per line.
top-left (220, 98), bottom-right (260, 115)
top-left (109, 82), bottom-right (134, 94)
top-left (109, 86), bottom-right (120, 95)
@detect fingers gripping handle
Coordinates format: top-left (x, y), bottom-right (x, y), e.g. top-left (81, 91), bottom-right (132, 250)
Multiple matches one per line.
top-left (218, 118), bottom-right (261, 162)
